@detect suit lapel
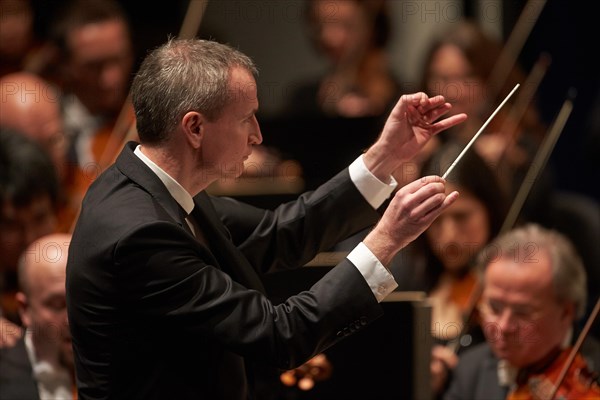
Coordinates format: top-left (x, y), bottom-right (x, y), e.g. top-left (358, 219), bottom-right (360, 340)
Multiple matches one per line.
top-left (116, 142), bottom-right (186, 230)
top-left (193, 192), bottom-right (266, 294)
top-left (115, 142), bottom-right (265, 293)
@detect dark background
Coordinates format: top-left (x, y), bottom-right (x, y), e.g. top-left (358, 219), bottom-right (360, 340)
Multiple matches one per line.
top-left (29, 0), bottom-right (599, 199)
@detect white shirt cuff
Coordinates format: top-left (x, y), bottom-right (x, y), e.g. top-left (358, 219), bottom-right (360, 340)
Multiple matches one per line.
top-left (349, 154), bottom-right (397, 209)
top-left (347, 242), bottom-right (398, 302)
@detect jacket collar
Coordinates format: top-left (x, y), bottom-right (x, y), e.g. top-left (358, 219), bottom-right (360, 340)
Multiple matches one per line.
top-left (115, 142), bottom-right (265, 293)
top-left (192, 191), bottom-right (266, 293)
top-left (115, 142), bottom-right (184, 226)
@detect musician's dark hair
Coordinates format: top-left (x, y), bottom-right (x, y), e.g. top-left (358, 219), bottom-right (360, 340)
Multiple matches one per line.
top-left (0, 128), bottom-right (59, 208)
top-left (50, 0), bottom-right (130, 57)
top-left (408, 141), bottom-right (508, 292)
top-left (305, 0), bottom-right (392, 50)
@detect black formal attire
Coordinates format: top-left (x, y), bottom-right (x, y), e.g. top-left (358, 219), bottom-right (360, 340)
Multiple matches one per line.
top-left (0, 338), bottom-right (40, 399)
top-left (67, 142), bottom-right (393, 399)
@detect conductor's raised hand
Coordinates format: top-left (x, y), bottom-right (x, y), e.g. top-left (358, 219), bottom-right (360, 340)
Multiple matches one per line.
top-left (363, 93), bottom-right (467, 181)
top-left (363, 176), bottom-right (458, 266)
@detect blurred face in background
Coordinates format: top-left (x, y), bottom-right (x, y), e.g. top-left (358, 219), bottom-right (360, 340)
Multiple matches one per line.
top-left (426, 186), bottom-right (490, 273)
top-left (0, 197), bottom-right (57, 273)
top-left (0, 76), bottom-right (67, 180)
top-left (18, 234), bottom-right (73, 370)
top-left (64, 18), bottom-right (133, 115)
top-left (310, 0), bottom-right (372, 66)
top-left (426, 43), bottom-right (486, 121)
top-left (479, 252), bottom-right (574, 368)
top-left (0, 0), bottom-right (34, 62)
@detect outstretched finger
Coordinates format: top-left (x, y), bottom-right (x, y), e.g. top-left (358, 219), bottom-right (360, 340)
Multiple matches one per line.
top-left (422, 190), bottom-right (459, 222)
top-left (431, 113), bottom-right (468, 135)
top-left (409, 192), bottom-right (447, 219)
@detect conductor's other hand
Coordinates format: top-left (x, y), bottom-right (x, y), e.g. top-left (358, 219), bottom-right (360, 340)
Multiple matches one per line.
top-left (363, 93), bottom-right (467, 182)
top-left (363, 176), bottom-right (458, 265)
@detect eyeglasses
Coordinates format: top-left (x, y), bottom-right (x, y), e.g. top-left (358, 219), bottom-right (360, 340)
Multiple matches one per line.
top-left (478, 298), bottom-right (548, 325)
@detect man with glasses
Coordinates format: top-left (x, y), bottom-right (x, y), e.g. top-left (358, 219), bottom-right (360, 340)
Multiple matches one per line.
top-left (444, 223), bottom-right (600, 399)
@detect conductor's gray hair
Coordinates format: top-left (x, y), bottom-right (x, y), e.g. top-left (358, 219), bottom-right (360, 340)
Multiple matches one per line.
top-left (131, 38), bottom-right (258, 144)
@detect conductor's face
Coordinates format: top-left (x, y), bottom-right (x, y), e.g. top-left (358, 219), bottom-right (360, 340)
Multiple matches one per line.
top-left (200, 67), bottom-right (263, 180)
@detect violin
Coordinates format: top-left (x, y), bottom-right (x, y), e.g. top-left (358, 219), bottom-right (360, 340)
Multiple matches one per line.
top-left (60, 119), bottom-right (120, 233)
top-left (508, 347), bottom-right (600, 400)
top-left (509, 298), bottom-right (600, 400)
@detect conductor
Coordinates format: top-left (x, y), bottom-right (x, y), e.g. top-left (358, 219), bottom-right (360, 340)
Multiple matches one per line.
top-left (66, 38), bottom-right (466, 399)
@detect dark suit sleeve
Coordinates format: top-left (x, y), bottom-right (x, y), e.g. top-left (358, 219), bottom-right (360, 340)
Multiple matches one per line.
top-left (0, 339), bottom-right (40, 399)
top-left (213, 169), bottom-right (382, 273)
top-left (114, 221), bottom-right (383, 369)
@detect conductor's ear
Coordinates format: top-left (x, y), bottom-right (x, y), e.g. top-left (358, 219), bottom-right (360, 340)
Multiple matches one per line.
top-left (182, 111), bottom-right (204, 148)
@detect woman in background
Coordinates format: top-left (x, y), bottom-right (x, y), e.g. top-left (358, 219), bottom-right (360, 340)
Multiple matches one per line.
top-left (286, 0), bottom-right (401, 118)
top-left (392, 142), bottom-right (508, 395)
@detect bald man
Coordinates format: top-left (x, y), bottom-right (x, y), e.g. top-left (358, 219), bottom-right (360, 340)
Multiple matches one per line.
top-left (0, 73), bottom-right (83, 234)
top-left (0, 72), bottom-right (66, 180)
top-left (0, 233), bottom-right (75, 400)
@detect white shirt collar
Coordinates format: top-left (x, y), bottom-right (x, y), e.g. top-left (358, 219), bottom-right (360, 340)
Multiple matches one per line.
top-left (497, 359), bottom-right (518, 387)
top-left (24, 330), bottom-right (73, 400)
top-left (134, 145), bottom-right (195, 215)
top-left (62, 94), bottom-right (106, 167)
top-left (62, 93), bottom-right (103, 137)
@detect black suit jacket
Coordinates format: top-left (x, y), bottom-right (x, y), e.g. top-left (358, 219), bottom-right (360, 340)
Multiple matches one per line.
top-left (66, 142), bottom-right (385, 400)
top-left (0, 338), bottom-right (40, 400)
top-left (443, 343), bottom-right (509, 400)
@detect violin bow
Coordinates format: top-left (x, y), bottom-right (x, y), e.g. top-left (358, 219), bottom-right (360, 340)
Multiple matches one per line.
top-left (547, 297), bottom-right (600, 400)
top-left (97, 0), bottom-right (210, 170)
top-left (446, 0), bottom-right (560, 351)
top-left (448, 90), bottom-right (576, 355)
top-left (485, 0), bottom-right (547, 103)
top-left (444, 0), bottom-right (549, 350)
top-left (178, 0), bottom-right (210, 40)
top-left (495, 52), bottom-right (551, 165)
top-left (500, 89), bottom-right (575, 232)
